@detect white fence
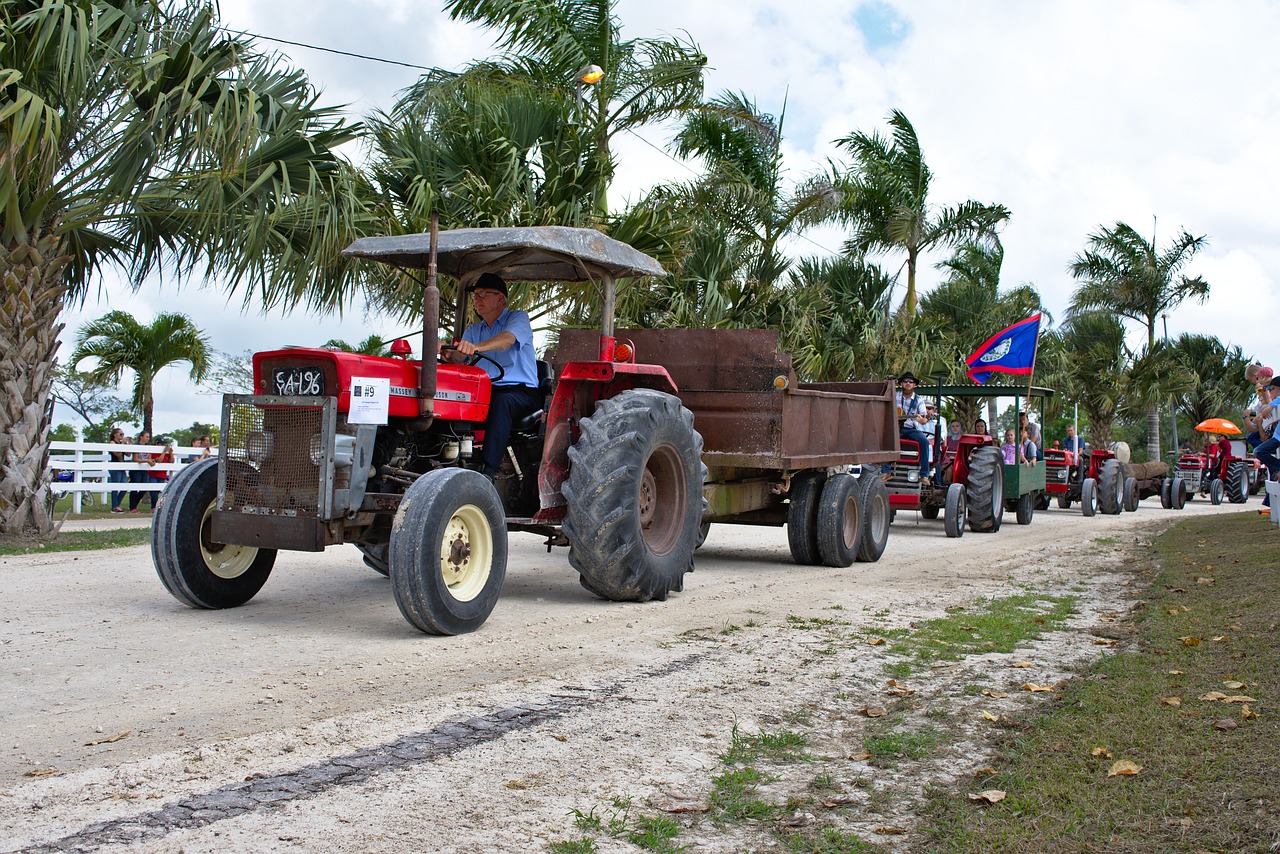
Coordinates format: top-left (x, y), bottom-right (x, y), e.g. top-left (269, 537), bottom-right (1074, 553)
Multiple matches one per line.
top-left (49, 439), bottom-right (217, 513)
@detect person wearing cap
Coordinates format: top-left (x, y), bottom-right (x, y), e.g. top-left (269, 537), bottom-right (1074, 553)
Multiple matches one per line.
top-left (1243, 364), bottom-right (1273, 451)
top-left (442, 272), bottom-right (540, 480)
top-left (896, 372), bottom-right (932, 481)
top-left (1018, 411), bottom-right (1042, 461)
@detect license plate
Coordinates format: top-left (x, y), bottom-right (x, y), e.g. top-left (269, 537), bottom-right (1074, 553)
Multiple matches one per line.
top-left (272, 367), bottom-right (325, 396)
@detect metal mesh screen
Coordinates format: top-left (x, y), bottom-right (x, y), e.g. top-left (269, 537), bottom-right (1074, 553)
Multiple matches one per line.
top-left (221, 397), bottom-right (329, 515)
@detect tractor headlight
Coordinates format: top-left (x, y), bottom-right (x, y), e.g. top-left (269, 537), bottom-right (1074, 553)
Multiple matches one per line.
top-left (907, 470), bottom-right (920, 483)
top-left (308, 433), bottom-right (355, 467)
top-left (246, 430), bottom-right (274, 462)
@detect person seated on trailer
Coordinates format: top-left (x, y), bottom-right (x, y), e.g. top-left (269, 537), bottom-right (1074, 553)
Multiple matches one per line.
top-left (440, 272), bottom-right (540, 481)
top-left (1000, 428), bottom-right (1018, 466)
top-left (973, 417), bottom-right (990, 438)
top-left (1018, 411), bottom-right (1042, 461)
top-left (895, 372), bottom-right (932, 482)
top-left (1062, 423), bottom-right (1086, 458)
top-left (1019, 428), bottom-right (1037, 466)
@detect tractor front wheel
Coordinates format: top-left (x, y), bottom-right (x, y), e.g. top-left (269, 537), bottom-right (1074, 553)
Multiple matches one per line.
top-left (944, 483), bottom-right (966, 538)
top-left (1081, 478), bottom-right (1098, 517)
top-left (152, 458), bottom-right (276, 610)
top-left (563, 390), bottom-right (706, 601)
top-left (1209, 478), bottom-right (1224, 505)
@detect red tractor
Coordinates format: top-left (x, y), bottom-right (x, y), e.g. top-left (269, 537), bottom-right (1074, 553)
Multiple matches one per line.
top-left (887, 433), bottom-right (1004, 537)
top-left (1174, 448), bottom-right (1250, 505)
top-left (1043, 447), bottom-right (1136, 515)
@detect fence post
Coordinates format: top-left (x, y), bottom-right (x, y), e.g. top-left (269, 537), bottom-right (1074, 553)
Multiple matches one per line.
top-left (73, 426), bottom-right (83, 515)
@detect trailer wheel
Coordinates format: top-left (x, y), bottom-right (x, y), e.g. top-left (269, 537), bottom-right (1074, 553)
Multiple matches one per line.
top-left (1098, 459), bottom-right (1123, 515)
top-left (1081, 478), bottom-right (1098, 517)
top-left (786, 471), bottom-right (826, 566)
top-left (1173, 477), bottom-right (1187, 510)
top-left (856, 473), bottom-right (890, 563)
top-left (1250, 465), bottom-right (1264, 495)
top-left (944, 483), bottom-right (966, 538)
top-left (816, 474), bottom-right (862, 567)
top-left (357, 543), bottom-right (390, 576)
top-left (564, 389), bottom-right (706, 601)
top-left (966, 446), bottom-right (1004, 533)
top-left (1226, 462), bottom-right (1249, 504)
top-left (1035, 494), bottom-right (1050, 511)
top-left (1160, 478), bottom-right (1173, 509)
top-left (1057, 493), bottom-right (1073, 510)
top-left (389, 468), bottom-right (507, 635)
top-left (1122, 476), bottom-right (1139, 512)
top-left (920, 504), bottom-right (939, 520)
top-left (1209, 478), bottom-right (1224, 505)
top-left (152, 457), bottom-right (276, 610)
top-left (1015, 492), bottom-right (1035, 525)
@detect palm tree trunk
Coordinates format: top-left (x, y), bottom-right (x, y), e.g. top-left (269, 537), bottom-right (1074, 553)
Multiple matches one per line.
top-left (1146, 404), bottom-right (1161, 462)
top-left (0, 232), bottom-right (72, 538)
top-left (903, 249), bottom-right (918, 321)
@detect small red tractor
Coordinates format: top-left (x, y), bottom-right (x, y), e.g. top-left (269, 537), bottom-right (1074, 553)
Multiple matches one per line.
top-left (1174, 447), bottom-right (1250, 505)
top-left (152, 227), bottom-right (898, 635)
top-left (1043, 447), bottom-right (1137, 515)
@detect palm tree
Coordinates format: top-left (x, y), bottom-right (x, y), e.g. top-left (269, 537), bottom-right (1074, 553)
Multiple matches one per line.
top-left (1051, 313), bottom-right (1130, 449)
top-left (71, 312), bottom-right (211, 436)
top-left (0, 1), bottom-right (365, 536)
top-left (440, 0), bottom-right (707, 217)
top-left (1167, 334), bottom-right (1252, 449)
top-left (323, 335), bottom-right (392, 357)
top-left (1069, 222), bottom-right (1209, 459)
top-left (833, 110), bottom-right (1010, 321)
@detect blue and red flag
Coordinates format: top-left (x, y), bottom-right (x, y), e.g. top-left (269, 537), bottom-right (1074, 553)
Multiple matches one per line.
top-left (965, 313), bottom-right (1042, 385)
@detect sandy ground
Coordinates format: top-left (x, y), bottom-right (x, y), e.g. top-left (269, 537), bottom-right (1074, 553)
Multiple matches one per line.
top-left (0, 497), bottom-right (1252, 852)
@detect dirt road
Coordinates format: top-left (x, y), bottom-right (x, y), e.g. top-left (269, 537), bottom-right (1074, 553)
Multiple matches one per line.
top-left (2, 499), bottom-right (1248, 852)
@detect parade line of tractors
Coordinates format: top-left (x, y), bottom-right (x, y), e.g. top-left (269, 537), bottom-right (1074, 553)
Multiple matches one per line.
top-left (148, 226), bottom-right (1252, 636)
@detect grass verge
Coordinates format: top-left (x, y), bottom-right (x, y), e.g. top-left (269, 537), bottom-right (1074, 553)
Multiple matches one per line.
top-left (0, 527), bottom-right (151, 556)
top-left (922, 512), bottom-right (1280, 852)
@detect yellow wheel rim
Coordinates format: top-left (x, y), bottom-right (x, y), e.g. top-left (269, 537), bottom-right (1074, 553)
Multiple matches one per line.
top-left (438, 503), bottom-right (492, 602)
top-left (199, 502), bottom-right (258, 580)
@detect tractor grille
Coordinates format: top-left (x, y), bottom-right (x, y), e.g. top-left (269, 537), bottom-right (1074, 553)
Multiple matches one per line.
top-left (1178, 468), bottom-right (1202, 491)
top-left (885, 448), bottom-right (922, 494)
top-left (219, 395), bottom-right (336, 518)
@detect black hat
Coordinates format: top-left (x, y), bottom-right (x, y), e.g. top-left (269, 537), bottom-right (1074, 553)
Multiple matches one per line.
top-left (897, 372), bottom-right (918, 383)
top-left (467, 272), bottom-right (507, 295)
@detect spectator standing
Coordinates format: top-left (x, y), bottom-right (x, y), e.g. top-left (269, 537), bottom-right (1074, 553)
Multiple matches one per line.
top-left (150, 440), bottom-right (175, 498)
top-left (128, 430), bottom-right (154, 513)
top-left (107, 427), bottom-right (128, 513)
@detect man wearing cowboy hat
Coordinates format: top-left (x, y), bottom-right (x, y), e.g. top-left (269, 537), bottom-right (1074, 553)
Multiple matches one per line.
top-left (896, 372), bottom-right (932, 481)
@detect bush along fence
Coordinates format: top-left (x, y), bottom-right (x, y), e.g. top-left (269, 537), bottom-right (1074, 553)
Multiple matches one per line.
top-left (49, 439), bottom-right (217, 514)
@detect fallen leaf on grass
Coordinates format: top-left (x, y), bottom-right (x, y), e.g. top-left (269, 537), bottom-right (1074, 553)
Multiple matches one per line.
top-left (982, 711), bottom-right (1000, 722)
top-left (1179, 636), bottom-right (1201, 647)
top-left (23, 768), bottom-right (59, 778)
top-left (1107, 760), bottom-right (1142, 777)
top-left (1223, 695), bottom-right (1257, 704)
top-left (1091, 747), bottom-right (1113, 759)
top-left (968, 790), bottom-right (1006, 804)
top-left (885, 679), bottom-right (915, 697)
top-left (820, 795), bottom-right (860, 808)
top-left (1168, 670), bottom-right (1184, 675)
top-left (866, 637), bottom-right (885, 646)
top-left (1223, 680), bottom-right (1246, 689)
top-left (1167, 609), bottom-right (1179, 616)
top-left (848, 751), bottom-right (872, 761)
top-left (859, 707), bottom-right (887, 718)
top-left (1241, 705), bottom-right (1258, 720)
top-left (981, 689), bottom-right (1008, 699)
top-left (1166, 817), bottom-right (1194, 829)
top-left (1009, 660), bottom-right (1035, 669)
top-left (1093, 639), bottom-right (1116, 646)
top-left (875, 826), bottom-right (907, 835)
top-left (1199, 691), bottom-right (1228, 701)
top-left (651, 794), bottom-right (709, 814)
top-left (1161, 697), bottom-right (1182, 707)
top-left (1213, 719), bottom-right (1239, 731)
top-left (1211, 636), bottom-right (1230, 643)
top-left (1021, 683), bottom-right (1054, 693)
top-left (84, 730), bottom-right (130, 746)
top-left (974, 767), bottom-right (998, 777)
top-left (1195, 576), bottom-right (1214, 585)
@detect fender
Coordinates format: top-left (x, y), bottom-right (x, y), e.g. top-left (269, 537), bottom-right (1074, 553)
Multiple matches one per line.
top-left (532, 360), bottom-right (679, 523)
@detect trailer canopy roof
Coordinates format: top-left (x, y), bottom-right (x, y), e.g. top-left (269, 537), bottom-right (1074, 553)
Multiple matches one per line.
top-left (342, 226), bottom-right (666, 282)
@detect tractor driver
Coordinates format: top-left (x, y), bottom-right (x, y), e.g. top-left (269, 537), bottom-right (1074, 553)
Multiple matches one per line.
top-left (441, 272), bottom-right (541, 481)
top-left (896, 372), bottom-right (932, 482)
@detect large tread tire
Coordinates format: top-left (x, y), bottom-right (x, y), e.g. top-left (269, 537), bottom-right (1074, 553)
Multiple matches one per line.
top-left (389, 468), bottom-right (507, 635)
top-left (563, 390), bottom-right (706, 602)
top-left (855, 473), bottom-right (890, 563)
top-left (944, 483), bottom-right (966, 539)
top-left (152, 457), bottom-right (276, 610)
top-left (1057, 493), bottom-right (1073, 510)
top-left (1160, 477), bottom-right (1173, 509)
top-left (1098, 459), bottom-right (1123, 515)
top-left (1209, 478), bottom-right (1224, 505)
top-left (787, 471), bottom-right (827, 566)
top-left (920, 504), bottom-right (940, 520)
top-left (357, 543), bottom-right (390, 576)
top-left (816, 474), bottom-right (863, 567)
top-left (1226, 462), bottom-right (1249, 504)
top-left (1123, 476), bottom-right (1139, 512)
top-left (695, 520), bottom-right (712, 549)
top-left (1015, 492), bottom-right (1035, 525)
top-left (1081, 478), bottom-right (1098, 517)
top-left (965, 446), bottom-right (1005, 534)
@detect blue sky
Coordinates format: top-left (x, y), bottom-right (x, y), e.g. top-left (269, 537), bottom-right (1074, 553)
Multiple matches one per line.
top-left (57, 0), bottom-right (1280, 432)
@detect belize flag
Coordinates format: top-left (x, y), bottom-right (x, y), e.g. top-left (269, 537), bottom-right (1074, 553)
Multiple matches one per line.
top-left (965, 313), bottom-right (1042, 385)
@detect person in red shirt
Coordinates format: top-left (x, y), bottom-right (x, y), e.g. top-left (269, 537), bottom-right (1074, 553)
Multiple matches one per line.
top-left (1205, 433), bottom-right (1233, 481)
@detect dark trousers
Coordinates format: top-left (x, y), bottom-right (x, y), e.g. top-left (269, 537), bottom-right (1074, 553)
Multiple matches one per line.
top-left (481, 385), bottom-right (543, 476)
top-left (128, 469), bottom-right (155, 510)
top-left (1255, 436), bottom-right (1280, 479)
top-left (900, 426), bottom-right (931, 478)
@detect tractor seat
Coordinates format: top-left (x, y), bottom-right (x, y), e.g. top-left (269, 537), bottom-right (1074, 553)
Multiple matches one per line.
top-left (513, 360), bottom-right (553, 437)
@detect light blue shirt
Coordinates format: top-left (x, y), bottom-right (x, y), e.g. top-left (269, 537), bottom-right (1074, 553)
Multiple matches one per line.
top-left (462, 308), bottom-right (538, 389)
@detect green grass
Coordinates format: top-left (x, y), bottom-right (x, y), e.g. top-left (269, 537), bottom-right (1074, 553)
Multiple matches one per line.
top-left (0, 526), bottom-right (150, 556)
top-left (921, 513), bottom-right (1280, 852)
top-left (878, 592), bottom-right (1076, 674)
top-left (720, 724), bottom-right (810, 764)
top-left (862, 727), bottom-right (937, 761)
top-left (548, 839), bottom-right (597, 854)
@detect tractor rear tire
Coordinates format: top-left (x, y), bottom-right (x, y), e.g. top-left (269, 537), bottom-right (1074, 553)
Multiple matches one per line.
top-left (944, 483), bottom-right (966, 538)
top-left (787, 471), bottom-right (827, 566)
top-left (695, 520), bottom-right (712, 549)
top-left (816, 474), bottom-right (863, 567)
top-left (152, 458), bottom-right (276, 610)
top-left (856, 471), bottom-right (891, 562)
top-left (1226, 462), bottom-right (1249, 504)
top-left (563, 389), bottom-right (706, 601)
top-left (920, 504), bottom-right (940, 520)
top-left (357, 543), bottom-right (390, 576)
top-left (966, 446), bottom-right (1005, 533)
top-left (389, 468), bottom-right (507, 635)
top-left (1015, 492), bottom-right (1035, 525)
top-left (1209, 478), bottom-right (1224, 505)
top-left (1098, 459), bottom-right (1123, 515)
top-left (1057, 493), bottom-right (1073, 510)
top-left (1081, 478), bottom-right (1098, 517)
top-left (1123, 476), bottom-right (1139, 512)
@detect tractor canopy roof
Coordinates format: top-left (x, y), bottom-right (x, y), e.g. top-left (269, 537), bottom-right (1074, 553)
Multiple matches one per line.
top-left (916, 383), bottom-right (1054, 400)
top-left (342, 226), bottom-right (666, 283)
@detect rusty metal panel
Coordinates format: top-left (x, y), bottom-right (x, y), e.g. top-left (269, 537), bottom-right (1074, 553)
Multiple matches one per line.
top-left (210, 510), bottom-right (325, 552)
top-left (219, 395), bottom-right (334, 518)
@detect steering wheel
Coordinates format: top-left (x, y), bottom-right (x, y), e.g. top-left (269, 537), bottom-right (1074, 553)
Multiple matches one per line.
top-left (439, 345), bottom-right (506, 384)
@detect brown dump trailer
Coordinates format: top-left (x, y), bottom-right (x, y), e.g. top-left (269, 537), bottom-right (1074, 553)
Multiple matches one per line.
top-left (556, 328), bottom-right (900, 566)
